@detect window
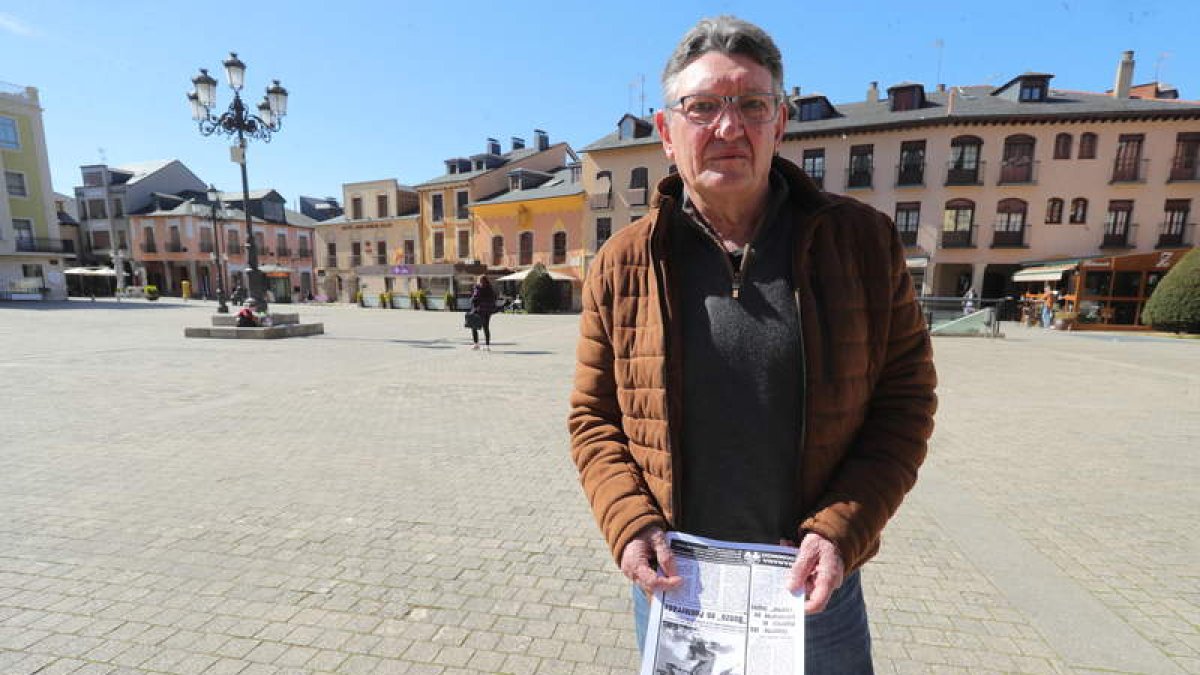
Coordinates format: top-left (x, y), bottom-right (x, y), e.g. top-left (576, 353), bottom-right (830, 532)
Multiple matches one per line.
top-left (0, 116), bottom-right (18, 149)
top-left (897, 141), bottom-right (926, 186)
top-left (492, 235), bottom-right (504, 266)
top-left (112, 198), bottom-right (124, 218)
top-left (1045, 198), bottom-right (1064, 224)
top-left (596, 217), bottom-right (612, 249)
top-left (797, 98), bottom-right (828, 121)
top-left (1053, 133), bottom-right (1073, 160)
top-left (1019, 81), bottom-right (1047, 102)
top-left (22, 264), bottom-right (43, 281)
top-left (253, 232), bottom-right (265, 254)
top-left (1111, 134), bottom-right (1144, 182)
top-left (994, 199), bottom-right (1028, 247)
top-left (377, 240), bottom-right (387, 265)
top-left (1160, 199), bottom-right (1191, 247)
top-left (848, 145), bottom-right (873, 188)
top-left (116, 229), bottom-right (127, 251)
top-left (1079, 132), bottom-right (1098, 159)
top-left (431, 194), bottom-right (444, 222)
top-left (5, 171), bottom-right (27, 197)
top-left (350, 241), bottom-right (362, 266)
top-left (519, 231), bottom-right (533, 265)
top-left (894, 202), bottom-right (920, 246)
top-left (298, 236), bottom-right (309, 256)
top-left (142, 226), bottom-right (157, 253)
top-left (1170, 133), bottom-right (1200, 181)
top-left (629, 167), bottom-right (649, 206)
top-left (351, 196), bottom-right (363, 220)
top-left (552, 231), bottom-right (567, 264)
top-left (947, 136), bottom-right (983, 184)
top-left (1103, 200), bottom-right (1134, 247)
top-left (87, 199), bottom-right (107, 219)
top-left (457, 230), bottom-right (469, 259)
top-left (276, 233), bottom-right (288, 255)
top-left (91, 230), bottom-right (111, 250)
top-left (13, 219), bottom-right (33, 246)
top-left (377, 194), bottom-right (388, 218)
top-left (456, 191), bottom-right (469, 219)
top-left (200, 228), bottom-right (214, 253)
top-left (228, 230), bottom-right (241, 254)
top-left (433, 231), bottom-right (445, 259)
top-left (802, 148), bottom-right (825, 189)
top-left (941, 199), bottom-right (974, 247)
top-left (1070, 198), bottom-right (1089, 224)
top-left (83, 171), bottom-right (104, 187)
top-left (403, 239), bottom-right (415, 265)
top-left (999, 135), bottom-right (1036, 184)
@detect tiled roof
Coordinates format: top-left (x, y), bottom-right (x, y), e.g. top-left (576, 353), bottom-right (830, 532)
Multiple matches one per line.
top-left (470, 167), bottom-right (584, 207)
top-left (416, 147), bottom-right (543, 187)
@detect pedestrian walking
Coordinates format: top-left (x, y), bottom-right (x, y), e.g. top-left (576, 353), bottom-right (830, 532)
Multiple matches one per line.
top-left (468, 275), bottom-right (498, 351)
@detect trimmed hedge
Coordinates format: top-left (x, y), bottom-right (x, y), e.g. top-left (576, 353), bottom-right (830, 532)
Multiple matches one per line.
top-left (1141, 248), bottom-right (1200, 333)
top-left (520, 263), bottom-right (560, 313)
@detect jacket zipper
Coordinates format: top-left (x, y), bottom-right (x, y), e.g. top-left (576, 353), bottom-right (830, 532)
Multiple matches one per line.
top-left (793, 286), bottom-right (807, 539)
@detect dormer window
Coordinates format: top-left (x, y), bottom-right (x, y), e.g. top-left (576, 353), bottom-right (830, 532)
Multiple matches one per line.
top-left (888, 84), bottom-right (925, 112)
top-left (617, 114), bottom-right (653, 141)
top-left (795, 95), bottom-right (836, 121)
top-left (1019, 80), bottom-right (1048, 102)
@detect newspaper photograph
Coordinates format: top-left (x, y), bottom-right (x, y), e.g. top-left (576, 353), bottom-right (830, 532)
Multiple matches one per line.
top-left (639, 532), bottom-right (805, 675)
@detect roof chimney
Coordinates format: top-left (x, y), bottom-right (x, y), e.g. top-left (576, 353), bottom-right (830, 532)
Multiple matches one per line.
top-left (534, 129), bottom-right (549, 151)
top-left (487, 138), bottom-right (501, 155)
top-left (511, 136), bottom-right (525, 151)
top-left (936, 83), bottom-right (946, 93)
top-left (1114, 50), bottom-right (1135, 99)
top-left (867, 81), bottom-right (879, 103)
top-left (791, 85), bottom-right (800, 97)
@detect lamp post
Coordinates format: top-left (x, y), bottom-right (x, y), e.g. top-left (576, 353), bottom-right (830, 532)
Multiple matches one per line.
top-left (207, 184), bottom-right (229, 313)
top-left (187, 52), bottom-right (288, 312)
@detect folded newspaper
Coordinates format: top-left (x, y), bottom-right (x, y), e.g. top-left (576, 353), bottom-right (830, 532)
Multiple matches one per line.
top-left (640, 532), bottom-right (805, 675)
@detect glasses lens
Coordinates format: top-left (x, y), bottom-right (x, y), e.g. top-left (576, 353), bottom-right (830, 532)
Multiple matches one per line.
top-left (739, 95), bottom-right (777, 123)
top-left (677, 94), bottom-right (778, 124)
top-left (682, 95), bottom-right (722, 124)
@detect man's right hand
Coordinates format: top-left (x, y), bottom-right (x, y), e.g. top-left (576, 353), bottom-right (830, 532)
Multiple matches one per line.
top-left (620, 526), bottom-right (684, 595)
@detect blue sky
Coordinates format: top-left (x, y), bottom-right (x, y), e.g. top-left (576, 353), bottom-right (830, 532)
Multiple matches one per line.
top-left (2, 0), bottom-right (1197, 209)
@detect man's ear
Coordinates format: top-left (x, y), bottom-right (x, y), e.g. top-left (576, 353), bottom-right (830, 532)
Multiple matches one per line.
top-left (655, 110), bottom-right (675, 161)
top-left (772, 101), bottom-right (787, 149)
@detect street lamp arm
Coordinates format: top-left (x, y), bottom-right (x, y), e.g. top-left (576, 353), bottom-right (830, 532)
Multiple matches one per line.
top-left (195, 92), bottom-right (282, 143)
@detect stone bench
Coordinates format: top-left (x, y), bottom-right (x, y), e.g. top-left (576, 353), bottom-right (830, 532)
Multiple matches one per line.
top-left (211, 312), bottom-right (300, 327)
top-left (184, 322), bottom-right (324, 339)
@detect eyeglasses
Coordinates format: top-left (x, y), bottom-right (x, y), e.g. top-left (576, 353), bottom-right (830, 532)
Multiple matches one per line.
top-left (668, 93), bottom-right (782, 125)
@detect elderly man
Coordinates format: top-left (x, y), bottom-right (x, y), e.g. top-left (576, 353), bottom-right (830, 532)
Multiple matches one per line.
top-left (568, 15), bottom-right (937, 670)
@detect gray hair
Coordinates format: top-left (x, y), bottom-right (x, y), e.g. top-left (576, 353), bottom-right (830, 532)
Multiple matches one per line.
top-left (662, 16), bottom-right (784, 102)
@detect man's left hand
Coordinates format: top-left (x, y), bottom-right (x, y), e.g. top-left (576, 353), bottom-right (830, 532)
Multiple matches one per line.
top-left (784, 531), bottom-right (845, 614)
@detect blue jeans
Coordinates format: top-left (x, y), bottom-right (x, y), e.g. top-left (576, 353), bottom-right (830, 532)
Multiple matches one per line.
top-left (633, 570), bottom-right (874, 674)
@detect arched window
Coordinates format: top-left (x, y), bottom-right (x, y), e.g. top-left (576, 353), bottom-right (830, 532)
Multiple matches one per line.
top-left (1070, 198), bottom-right (1088, 224)
top-left (552, 231), bottom-right (567, 265)
top-left (1054, 133), bottom-right (1073, 160)
top-left (1000, 134), bottom-right (1036, 184)
top-left (1079, 133), bottom-right (1098, 159)
top-left (491, 235), bottom-right (504, 266)
top-left (947, 136), bottom-right (983, 184)
top-left (995, 199), bottom-right (1028, 246)
top-left (629, 167), bottom-right (649, 206)
top-left (519, 231), bottom-right (533, 266)
top-left (1045, 198), bottom-right (1064, 224)
top-left (942, 199), bottom-right (975, 247)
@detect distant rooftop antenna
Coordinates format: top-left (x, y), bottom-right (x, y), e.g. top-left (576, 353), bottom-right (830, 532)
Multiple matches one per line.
top-left (934, 39), bottom-right (945, 86)
top-left (97, 147), bottom-right (107, 164)
top-left (628, 74), bottom-right (645, 115)
top-left (1155, 51), bottom-right (1171, 82)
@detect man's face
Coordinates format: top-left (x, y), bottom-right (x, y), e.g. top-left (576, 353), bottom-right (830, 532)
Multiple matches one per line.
top-left (655, 51), bottom-right (786, 205)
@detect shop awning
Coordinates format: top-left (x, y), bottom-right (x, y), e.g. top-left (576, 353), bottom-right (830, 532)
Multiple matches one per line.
top-left (63, 267), bottom-right (117, 276)
top-left (1012, 263), bottom-right (1075, 283)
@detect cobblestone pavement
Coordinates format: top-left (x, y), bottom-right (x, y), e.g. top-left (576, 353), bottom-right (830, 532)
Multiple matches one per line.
top-left (0, 299), bottom-right (1196, 675)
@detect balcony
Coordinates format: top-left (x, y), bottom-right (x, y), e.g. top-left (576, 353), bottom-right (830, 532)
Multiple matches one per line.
top-left (895, 162), bottom-right (925, 187)
top-left (140, 242), bottom-right (158, 253)
top-left (349, 255), bottom-right (362, 267)
top-left (940, 227), bottom-right (975, 249)
top-left (990, 224), bottom-right (1028, 248)
top-left (1100, 224), bottom-right (1136, 249)
top-left (1110, 158), bottom-right (1149, 184)
top-left (1156, 222), bottom-right (1194, 249)
top-left (626, 187), bottom-right (648, 207)
top-left (298, 248), bottom-right (311, 258)
top-left (845, 167), bottom-right (873, 189)
top-left (199, 242), bottom-right (215, 253)
top-left (945, 160), bottom-right (985, 186)
top-left (227, 244), bottom-right (242, 256)
top-left (997, 159), bottom-right (1039, 185)
top-left (14, 237), bottom-right (65, 253)
top-left (588, 192), bottom-right (613, 210)
top-left (899, 229), bottom-right (918, 247)
top-left (276, 246), bottom-right (292, 257)
top-left (164, 242), bottom-right (186, 253)
top-left (1168, 163), bottom-right (1199, 182)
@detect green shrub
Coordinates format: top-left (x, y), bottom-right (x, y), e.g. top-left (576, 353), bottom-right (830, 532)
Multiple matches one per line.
top-left (379, 292), bottom-right (391, 309)
top-left (520, 263), bottom-right (559, 314)
top-left (443, 290), bottom-right (456, 310)
top-left (1142, 248), bottom-right (1200, 333)
top-left (143, 285), bottom-right (160, 300)
top-left (409, 289), bottom-right (427, 309)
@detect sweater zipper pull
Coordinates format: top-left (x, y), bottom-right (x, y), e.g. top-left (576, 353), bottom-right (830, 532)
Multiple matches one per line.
top-left (731, 271), bottom-right (741, 299)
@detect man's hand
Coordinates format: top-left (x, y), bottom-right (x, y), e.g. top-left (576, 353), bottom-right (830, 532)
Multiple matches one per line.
top-left (620, 526), bottom-right (684, 595)
top-left (785, 531), bottom-right (845, 614)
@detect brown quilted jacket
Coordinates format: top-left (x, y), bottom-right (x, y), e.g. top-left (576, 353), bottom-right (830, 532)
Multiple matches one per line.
top-left (568, 157), bottom-right (937, 572)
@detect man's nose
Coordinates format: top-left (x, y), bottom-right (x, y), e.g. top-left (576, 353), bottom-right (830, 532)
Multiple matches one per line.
top-left (711, 104), bottom-right (746, 138)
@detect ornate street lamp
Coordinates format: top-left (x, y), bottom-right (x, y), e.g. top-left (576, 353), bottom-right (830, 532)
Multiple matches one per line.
top-left (207, 184), bottom-right (229, 313)
top-left (187, 53), bottom-right (288, 312)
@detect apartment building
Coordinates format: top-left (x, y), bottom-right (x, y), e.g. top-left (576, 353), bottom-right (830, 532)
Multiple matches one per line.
top-left (1, 84), bottom-right (67, 300)
top-left (130, 190), bottom-right (317, 301)
top-left (313, 178), bottom-right (419, 303)
top-left (469, 162), bottom-right (586, 309)
top-left (580, 51), bottom-right (1200, 302)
